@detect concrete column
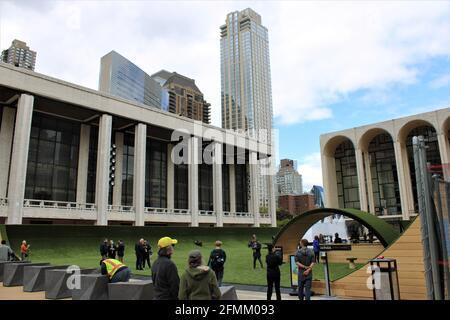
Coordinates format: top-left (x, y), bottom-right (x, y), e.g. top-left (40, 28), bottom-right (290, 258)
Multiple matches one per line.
top-left (7, 94), bottom-right (34, 225)
top-left (321, 153), bottom-right (339, 208)
top-left (188, 136), bottom-right (199, 226)
top-left (229, 163), bottom-right (236, 213)
top-left (394, 141), bottom-right (413, 220)
top-left (113, 132), bottom-right (124, 206)
top-left (76, 124), bottom-right (90, 205)
top-left (267, 157), bottom-right (277, 227)
top-left (249, 151), bottom-right (260, 227)
top-left (167, 144), bottom-right (175, 210)
top-left (213, 142), bottom-right (223, 227)
top-left (363, 151), bottom-right (375, 214)
top-left (95, 114), bottom-right (112, 226)
top-left (437, 133), bottom-right (450, 181)
top-left (355, 148), bottom-right (368, 212)
top-left (133, 123), bottom-right (147, 226)
top-left (0, 107), bottom-right (16, 199)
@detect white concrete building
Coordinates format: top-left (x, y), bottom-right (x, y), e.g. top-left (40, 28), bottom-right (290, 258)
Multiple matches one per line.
top-left (0, 63), bottom-right (276, 227)
top-left (320, 107), bottom-right (450, 221)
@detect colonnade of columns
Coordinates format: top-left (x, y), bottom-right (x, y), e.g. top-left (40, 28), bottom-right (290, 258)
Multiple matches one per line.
top-left (0, 94), bottom-right (276, 226)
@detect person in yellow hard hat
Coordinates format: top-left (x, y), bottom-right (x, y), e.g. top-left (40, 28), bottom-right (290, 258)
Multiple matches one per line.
top-left (151, 236), bottom-right (180, 300)
top-left (100, 258), bottom-right (131, 283)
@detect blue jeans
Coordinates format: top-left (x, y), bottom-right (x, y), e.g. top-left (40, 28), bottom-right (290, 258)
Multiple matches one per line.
top-left (298, 278), bottom-right (312, 300)
top-left (111, 268), bottom-right (131, 283)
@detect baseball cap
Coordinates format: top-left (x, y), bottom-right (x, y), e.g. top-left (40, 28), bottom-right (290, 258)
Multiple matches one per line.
top-left (158, 236), bottom-right (178, 248)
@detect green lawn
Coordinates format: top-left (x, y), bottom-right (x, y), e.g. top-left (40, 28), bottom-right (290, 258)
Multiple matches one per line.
top-left (3, 225), bottom-right (362, 288)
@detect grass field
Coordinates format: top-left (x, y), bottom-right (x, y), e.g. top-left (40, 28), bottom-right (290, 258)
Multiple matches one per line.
top-left (2, 225), bottom-right (362, 288)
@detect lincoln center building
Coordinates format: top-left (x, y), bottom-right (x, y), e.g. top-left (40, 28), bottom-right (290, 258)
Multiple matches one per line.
top-left (0, 63), bottom-right (276, 227)
top-left (320, 107), bottom-right (450, 222)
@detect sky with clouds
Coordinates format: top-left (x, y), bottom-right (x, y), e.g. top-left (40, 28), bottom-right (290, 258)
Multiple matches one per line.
top-left (1, 0), bottom-right (449, 191)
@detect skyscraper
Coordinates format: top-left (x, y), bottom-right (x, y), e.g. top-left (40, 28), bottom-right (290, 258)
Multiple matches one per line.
top-left (220, 8), bottom-right (274, 208)
top-left (220, 8), bottom-right (273, 137)
top-left (151, 70), bottom-right (211, 124)
top-left (1, 39), bottom-right (36, 71)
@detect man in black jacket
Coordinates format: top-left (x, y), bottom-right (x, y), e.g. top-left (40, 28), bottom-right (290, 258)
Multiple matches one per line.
top-left (266, 244), bottom-right (283, 300)
top-left (151, 236), bottom-right (179, 300)
top-left (100, 239), bottom-right (108, 260)
top-left (135, 239), bottom-right (144, 270)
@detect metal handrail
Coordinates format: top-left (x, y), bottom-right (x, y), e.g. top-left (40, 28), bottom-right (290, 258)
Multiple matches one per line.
top-left (107, 205), bottom-right (134, 213)
top-left (23, 199), bottom-right (96, 211)
top-left (199, 210), bottom-right (216, 216)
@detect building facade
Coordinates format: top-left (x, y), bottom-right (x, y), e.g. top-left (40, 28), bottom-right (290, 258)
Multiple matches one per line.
top-left (278, 194), bottom-right (316, 216)
top-left (320, 107), bottom-right (450, 221)
top-left (151, 70), bottom-right (211, 124)
top-left (276, 159), bottom-right (303, 196)
top-left (1, 39), bottom-right (36, 71)
top-left (220, 8), bottom-right (274, 208)
top-left (99, 51), bottom-right (162, 109)
top-left (0, 63), bottom-right (276, 227)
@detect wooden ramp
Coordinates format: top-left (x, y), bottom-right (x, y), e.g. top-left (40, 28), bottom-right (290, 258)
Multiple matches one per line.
top-left (312, 217), bottom-right (426, 300)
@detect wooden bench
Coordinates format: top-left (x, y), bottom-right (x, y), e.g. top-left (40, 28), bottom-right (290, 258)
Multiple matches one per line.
top-left (346, 257), bottom-right (357, 269)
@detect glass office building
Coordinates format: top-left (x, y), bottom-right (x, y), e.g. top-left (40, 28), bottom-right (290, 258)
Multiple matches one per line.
top-left (99, 51), bottom-right (162, 109)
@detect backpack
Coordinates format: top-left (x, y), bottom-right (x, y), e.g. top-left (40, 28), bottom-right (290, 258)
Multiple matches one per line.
top-left (210, 249), bottom-right (225, 269)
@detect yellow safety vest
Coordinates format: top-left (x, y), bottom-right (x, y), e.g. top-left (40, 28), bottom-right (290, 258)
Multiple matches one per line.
top-left (102, 259), bottom-right (125, 278)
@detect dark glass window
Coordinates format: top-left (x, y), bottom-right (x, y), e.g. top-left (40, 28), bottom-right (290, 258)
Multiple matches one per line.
top-left (174, 163), bottom-right (188, 209)
top-left (86, 126), bottom-right (98, 204)
top-left (222, 163), bottom-right (230, 212)
top-left (145, 139), bottom-right (167, 208)
top-left (122, 133), bottom-right (134, 206)
top-left (368, 133), bottom-right (401, 215)
top-left (335, 140), bottom-right (360, 209)
top-left (198, 163), bottom-right (213, 210)
top-left (235, 163), bottom-right (248, 212)
top-left (25, 112), bottom-right (80, 202)
top-left (406, 126), bottom-right (441, 212)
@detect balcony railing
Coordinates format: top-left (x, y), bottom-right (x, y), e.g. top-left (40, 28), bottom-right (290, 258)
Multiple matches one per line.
top-left (23, 199), bottom-right (96, 211)
top-left (223, 211), bottom-right (253, 218)
top-left (199, 210), bottom-right (216, 216)
top-left (107, 205), bottom-right (134, 213)
top-left (144, 207), bottom-right (191, 215)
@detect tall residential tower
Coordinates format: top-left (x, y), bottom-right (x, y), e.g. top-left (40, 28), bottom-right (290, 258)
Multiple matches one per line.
top-left (220, 8), bottom-right (274, 208)
top-left (1, 39), bottom-right (36, 71)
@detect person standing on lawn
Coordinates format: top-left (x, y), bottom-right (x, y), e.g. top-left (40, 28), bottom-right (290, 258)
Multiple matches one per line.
top-left (143, 239), bottom-right (152, 268)
top-left (107, 240), bottom-right (117, 259)
top-left (248, 235), bottom-right (263, 269)
top-left (207, 240), bottom-right (226, 286)
top-left (117, 240), bottom-right (125, 263)
top-left (135, 238), bottom-right (144, 270)
top-left (100, 239), bottom-right (108, 260)
top-left (265, 244), bottom-right (282, 300)
top-left (295, 239), bottom-right (315, 300)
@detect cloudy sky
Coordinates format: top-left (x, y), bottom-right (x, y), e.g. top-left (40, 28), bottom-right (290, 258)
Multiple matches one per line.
top-left (1, 0), bottom-right (449, 191)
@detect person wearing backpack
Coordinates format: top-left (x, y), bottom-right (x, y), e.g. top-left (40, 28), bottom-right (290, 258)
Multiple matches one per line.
top-left (208, 240), bottom-right (226, 287)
